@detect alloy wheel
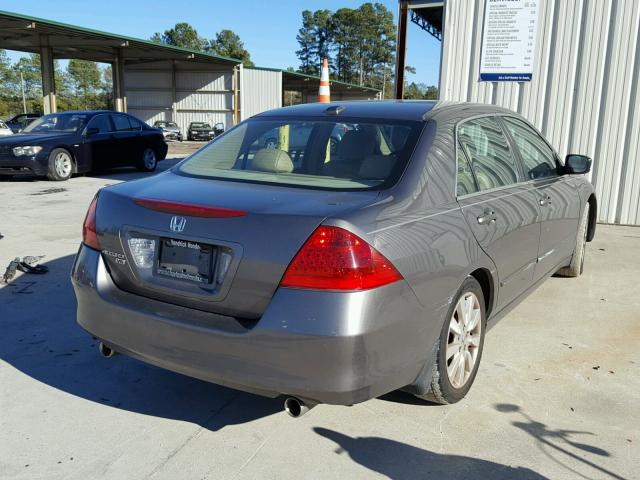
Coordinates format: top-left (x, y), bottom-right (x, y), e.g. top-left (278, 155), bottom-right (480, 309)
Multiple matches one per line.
top-left (446, 292), bottom-right (482, 389)
top-left (54, 151), bottom-right (72, 178)
top-left (143, 148), bottom-right (157, 170)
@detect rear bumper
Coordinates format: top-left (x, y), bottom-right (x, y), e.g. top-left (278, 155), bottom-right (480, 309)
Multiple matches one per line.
top-left (71, 244), bottom-right (435, 405)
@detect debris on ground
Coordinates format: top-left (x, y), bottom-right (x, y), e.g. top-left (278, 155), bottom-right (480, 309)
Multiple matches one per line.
top-left (2, 256), bottom-right (48, 284)
top-left (2, 258), bottom-right (20, 284)
top-left (30, 187), bottom-right (66, 196)
top-left (593, 365), bottom-right (601, 370)
top-left (0, 232), bottom-right (4, 240)
top-left (562, 342), bottom-right (573, 349)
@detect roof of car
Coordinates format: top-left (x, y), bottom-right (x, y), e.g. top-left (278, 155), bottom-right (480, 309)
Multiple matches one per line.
top-left (254, 100), bottom-right (516, 122)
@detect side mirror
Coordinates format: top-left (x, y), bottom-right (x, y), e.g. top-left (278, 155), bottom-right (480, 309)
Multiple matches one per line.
top-left (214, 122), bottom-right (225, 134)
top-left (565, 154), bottom-right (592, 174)
top-left (85, 127), bottom-right (100, 137)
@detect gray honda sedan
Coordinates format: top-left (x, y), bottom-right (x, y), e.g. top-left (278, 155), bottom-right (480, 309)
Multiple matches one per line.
top-left (71, 101), bottom-right (596, 416)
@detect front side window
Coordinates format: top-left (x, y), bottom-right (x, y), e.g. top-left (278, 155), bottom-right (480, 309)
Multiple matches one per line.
top-left (178, 118), bottom-right (421, 190)
top-left (458, 116), bottom-right (520, 191)
top-left (86, 114), bottom-right (111, 133)
top-left (22, 113), bottom-right (88, 134)
top-left (503, 117), bottom-right (557, 179)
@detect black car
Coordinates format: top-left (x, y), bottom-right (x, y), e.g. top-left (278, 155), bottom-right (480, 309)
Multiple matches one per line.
top-left (0, 111), bottom-right (168, 181)
top-left (187, 122), bottom-right (224, 141)
top-left (5, 113), bottom-right (41, 133)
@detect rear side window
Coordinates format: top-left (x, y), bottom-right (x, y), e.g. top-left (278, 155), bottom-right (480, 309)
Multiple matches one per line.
top-left (128, 116), bottom-right (142, 130)
top-left (110, 114), bottom-right (131, 131)
top-left (458, 117), bottom-right (520, 191)
top-left (178, 118), bottom-right (422, 190)
top-left (503, 117), bottom-right (557, 179)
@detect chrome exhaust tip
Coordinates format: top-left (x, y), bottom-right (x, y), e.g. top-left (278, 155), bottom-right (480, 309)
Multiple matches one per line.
top-left (284, 397), bottom-right (314, 418)
top-left (98, 342), bottom-right (116, 358)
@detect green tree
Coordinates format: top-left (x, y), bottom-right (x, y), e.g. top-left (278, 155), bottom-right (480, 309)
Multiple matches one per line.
top-left (67, 59), bottom-right (101, 100)
top-left (295, 3), bottom-right (396, 89)
top-left (151, 22), bottom-right (208, 51)
top-left (208, 30), bottom-right (254, 66)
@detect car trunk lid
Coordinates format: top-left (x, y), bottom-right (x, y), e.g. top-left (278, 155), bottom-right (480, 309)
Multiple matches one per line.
top-left (96, 171), bottom-right (380, 319)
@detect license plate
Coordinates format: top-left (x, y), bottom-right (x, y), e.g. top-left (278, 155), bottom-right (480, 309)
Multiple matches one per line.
top-left (156, 238), bottom-right (215, 284)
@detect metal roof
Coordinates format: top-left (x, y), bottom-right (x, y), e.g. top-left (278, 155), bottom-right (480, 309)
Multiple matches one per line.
top-left (248, 66), bottom-right (381, 94)
top-left (0, 10), bottom-right (241, 65)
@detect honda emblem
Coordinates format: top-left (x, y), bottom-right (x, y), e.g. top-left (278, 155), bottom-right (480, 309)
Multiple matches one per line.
top-left (169, 216), bottom-right (187, 233)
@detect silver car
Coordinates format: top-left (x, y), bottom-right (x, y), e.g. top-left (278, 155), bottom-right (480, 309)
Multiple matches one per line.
top-left (71, 101), bottom-right (596, 416)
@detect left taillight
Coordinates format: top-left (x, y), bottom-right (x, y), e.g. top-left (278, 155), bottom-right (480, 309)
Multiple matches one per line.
top-left (82, 196), bottom-right (100, 251)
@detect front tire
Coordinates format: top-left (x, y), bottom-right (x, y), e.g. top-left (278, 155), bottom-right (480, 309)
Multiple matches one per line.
top-left (137, 147), bottom-right (157, 172)
top-left (557, 203), bottom-right (590, 277)
top-left (47, 148), bottom-right (73, 181)
top-left (415, 277), bottom-right (487, 404)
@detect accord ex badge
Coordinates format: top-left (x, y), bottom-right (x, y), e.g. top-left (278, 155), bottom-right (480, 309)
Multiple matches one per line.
top-left (170, 216), bottom-right (187, 233)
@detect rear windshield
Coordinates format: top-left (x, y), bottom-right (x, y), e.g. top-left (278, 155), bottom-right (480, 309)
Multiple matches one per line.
top-left (177, 117), bottom-right (422, 190)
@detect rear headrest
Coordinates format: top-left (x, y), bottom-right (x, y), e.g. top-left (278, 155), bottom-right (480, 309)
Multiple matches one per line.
top-left (337, 130), bottom-right (376, 160)
top-left (248, 148), bottom-right (293, 173)
top-left (358, 154), bottom-right (396, 180)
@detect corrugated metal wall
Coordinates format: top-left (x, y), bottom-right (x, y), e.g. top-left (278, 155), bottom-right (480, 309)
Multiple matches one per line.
top-left (242, 68), bottom-right (282, 119)
top-left (125, 60), bottom-right (235, 135)
top-left (439, 0), bottom-right (640, 225)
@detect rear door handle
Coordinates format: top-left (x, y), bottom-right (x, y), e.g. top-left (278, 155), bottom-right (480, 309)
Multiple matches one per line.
top-left (477, 210), bottom-right (497, 225)
top-left (539, 195), bottom-right (552, 206)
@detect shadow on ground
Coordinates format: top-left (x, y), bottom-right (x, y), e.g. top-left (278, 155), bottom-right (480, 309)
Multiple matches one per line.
top-left (315, 427), bottom-right (548, 479)
top-left (0, 254), bottom-right (281, 432)
top-left (494, 403), bottom-right (625, 480)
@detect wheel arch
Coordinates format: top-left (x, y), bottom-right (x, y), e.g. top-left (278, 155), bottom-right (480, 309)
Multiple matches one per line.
top-left (469, 267), bottom-right (494, 318)
top-left (586, 194), bottom-right (597, 242)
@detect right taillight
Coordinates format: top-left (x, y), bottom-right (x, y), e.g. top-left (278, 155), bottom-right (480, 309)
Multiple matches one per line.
top-left (82, 196), bottom-right (100, 251)
top-left (279, 226), bottom-right (403, 291)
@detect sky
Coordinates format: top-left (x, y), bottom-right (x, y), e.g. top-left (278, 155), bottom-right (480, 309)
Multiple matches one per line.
top-left (2, 0), bottom-right (441, 86)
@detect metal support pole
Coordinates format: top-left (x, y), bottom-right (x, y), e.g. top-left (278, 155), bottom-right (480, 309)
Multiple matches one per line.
top-left (394, 0), bottom-right (409, 100)
top-left (20, 71), bottom-right (27, 113)
top-left (113, 48), bottom-right (127, 112)
top-left (171, 60), bottom-right (177, 122)
top-left (39, 43), bottom-right (56, 114)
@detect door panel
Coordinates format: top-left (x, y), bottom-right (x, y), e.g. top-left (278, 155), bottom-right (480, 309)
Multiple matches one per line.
top-left (533, 177), bottom-right (581, 278)
top-left (501, 116), bottom-right (580, 279)
top-left (459, 187), bottom-right (541, 310)
top-left (457, 116), bottom-right (541, 311)
top-left (109, 114), bottom-right (137, 165)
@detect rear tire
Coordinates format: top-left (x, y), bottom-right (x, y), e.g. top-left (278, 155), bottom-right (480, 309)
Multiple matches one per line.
top-left (414, 277), bottom-right (487, 404)
top-left (556, 203), bottom-right (590, 277)
top-left (46, 148), bottom-right (73, 181)
top-left (137, 147), bottom-right (157, 172)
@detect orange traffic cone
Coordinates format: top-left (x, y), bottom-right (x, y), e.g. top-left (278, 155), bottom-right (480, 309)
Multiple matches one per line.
top-left (318, 58), bottom-right (330, 103)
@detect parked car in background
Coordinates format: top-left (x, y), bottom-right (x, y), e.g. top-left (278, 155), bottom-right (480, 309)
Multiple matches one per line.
top-left (187, 121), bottom-right (224, 141)
top-left (153, 120), bottom-right (183, 142)
top-left (72, 101), bottom-right (596, 417)
top-left (0, 120), bottom-right (13, 136)
top-left (0, 110), bottom-right (167, 181)
top-left (5, 113), bottom-right (41, 133)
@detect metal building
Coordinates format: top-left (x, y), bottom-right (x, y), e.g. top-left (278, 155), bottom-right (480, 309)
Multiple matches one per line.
top-left (241, 67), bottom-right (381, 119)
top-left (396, 0), bottom-right (640, 225)
top-left (0, 11), bottom-right (380, 136)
